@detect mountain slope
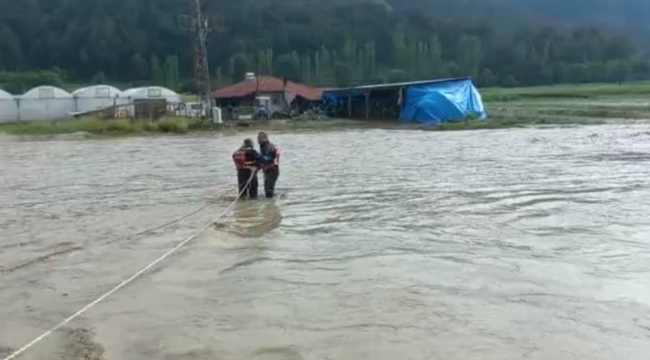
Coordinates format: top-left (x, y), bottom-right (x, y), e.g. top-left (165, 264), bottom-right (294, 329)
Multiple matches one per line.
top-left (391, 0), bottom-right (650, 35)
top-left (0, 0), bottom-right (648, 90)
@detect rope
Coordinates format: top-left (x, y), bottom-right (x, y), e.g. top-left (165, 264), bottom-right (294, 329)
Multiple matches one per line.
top-left (132, 188), bottom-right (230, 237)
top-left (101, 186), bottom-right (234, 247)
top-left (2, 171), bottom-right (258, 360)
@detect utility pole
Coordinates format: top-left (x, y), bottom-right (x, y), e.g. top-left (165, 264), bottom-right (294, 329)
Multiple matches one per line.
top-left (182, 0), bottom-right (215, 123)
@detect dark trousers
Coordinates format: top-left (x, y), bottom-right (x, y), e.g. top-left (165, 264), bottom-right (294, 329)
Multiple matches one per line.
top-left (263, 169), bottom-right (279, 198)
top-left (237, 169), bottom-right (258, 199)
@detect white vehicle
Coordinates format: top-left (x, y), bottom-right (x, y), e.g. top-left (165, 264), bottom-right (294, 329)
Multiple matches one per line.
top-left (174, 101), bottom-right (209, 118)
top-left (253, 96), bottom-right (273, 120)
top-left (186, 102), bottom-right (207, 117)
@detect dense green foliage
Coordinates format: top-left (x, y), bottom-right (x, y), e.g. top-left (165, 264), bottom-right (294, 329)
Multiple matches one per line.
top-left (0, 0), bottom-right (649, 92)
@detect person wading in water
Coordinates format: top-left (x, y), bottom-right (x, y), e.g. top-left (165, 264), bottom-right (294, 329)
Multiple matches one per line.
top-left (257, 132), bottom-right (280, 198)
top-left (232, 138), bottom-right (260, 199)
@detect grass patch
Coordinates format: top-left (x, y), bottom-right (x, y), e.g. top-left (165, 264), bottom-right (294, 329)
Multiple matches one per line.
top-left (0, 117), bottom-right (200, 136)
top-left (482, 81), bottom-right (650, 102)
top-left (158, 118), bottom-right (189, 133)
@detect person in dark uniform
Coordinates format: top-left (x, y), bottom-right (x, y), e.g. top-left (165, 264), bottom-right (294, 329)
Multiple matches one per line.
top-left (232, 138), bottom-right (260, 199)
top-left (257, 132), bottom-right (280, 198)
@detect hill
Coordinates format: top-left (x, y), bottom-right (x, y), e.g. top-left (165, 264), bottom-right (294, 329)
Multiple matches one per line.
top-left (0, 0), bottom-right (649, 93)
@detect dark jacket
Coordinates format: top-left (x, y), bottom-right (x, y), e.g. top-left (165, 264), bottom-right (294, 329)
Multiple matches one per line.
top-left (232, 145), bottom-right (260, 170)
top-left (259, 141), bottom-right (280, 171)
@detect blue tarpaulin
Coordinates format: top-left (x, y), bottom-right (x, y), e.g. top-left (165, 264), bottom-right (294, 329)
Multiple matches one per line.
top-left (399, 78), bottom-right (486, 124)
top-left (321, 77), bottom-right (487, 124)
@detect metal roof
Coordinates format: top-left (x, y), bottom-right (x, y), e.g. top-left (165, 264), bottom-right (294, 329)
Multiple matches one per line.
top-left (323, 77), bottom-right (472, 93)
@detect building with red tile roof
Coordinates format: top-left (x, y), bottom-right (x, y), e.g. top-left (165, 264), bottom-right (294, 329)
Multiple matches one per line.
top-left (213, 75), bottom-right (323, 101)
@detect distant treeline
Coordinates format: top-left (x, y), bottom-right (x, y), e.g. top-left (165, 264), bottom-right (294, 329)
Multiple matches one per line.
top-left (0, 0), bottom-right (648, 91)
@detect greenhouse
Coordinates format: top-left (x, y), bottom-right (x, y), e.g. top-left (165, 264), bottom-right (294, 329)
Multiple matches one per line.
top-left (122, 87), bottom-right (182, 103)
top-left (18, 86), bottom-right (75, 121)
top-left (122, 86), bottom-right (183, 118)
top-left (72, 85), bottom-right (126, 113)
top-left (0, 89), bottom-right (18, 123)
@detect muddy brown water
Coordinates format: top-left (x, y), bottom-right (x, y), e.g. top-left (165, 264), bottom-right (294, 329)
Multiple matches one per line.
top-left (1, 126), bottom-right (650, 360)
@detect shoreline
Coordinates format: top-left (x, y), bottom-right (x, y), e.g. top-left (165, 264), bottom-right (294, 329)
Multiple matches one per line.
top-left (0, 115), bottom-right (647, 138)
top-left (4, 82), bottom-right (650, 138)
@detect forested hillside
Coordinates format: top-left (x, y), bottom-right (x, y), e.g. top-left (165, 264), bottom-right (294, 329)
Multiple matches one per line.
top-left (0, 0), bottom-right (649, 93)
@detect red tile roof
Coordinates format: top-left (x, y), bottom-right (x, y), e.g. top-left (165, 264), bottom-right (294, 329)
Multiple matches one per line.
top-left (213, 75), bottom-right (323, 101)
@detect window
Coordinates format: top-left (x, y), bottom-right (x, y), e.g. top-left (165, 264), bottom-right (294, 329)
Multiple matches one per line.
top-left (271, 93), bottom-right (283, 105)
top-left (147, 88), bottom-right (162, 98)
top-left (38, 87), bottom-right (54, 99)
top-left (94, 86), bottom-right (110, 98)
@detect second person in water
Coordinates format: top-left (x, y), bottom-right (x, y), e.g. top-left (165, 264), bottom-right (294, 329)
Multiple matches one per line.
top-left (232, 138), bottom-right (260, 199)
top-left (257, 132), bottom-right (280, 198)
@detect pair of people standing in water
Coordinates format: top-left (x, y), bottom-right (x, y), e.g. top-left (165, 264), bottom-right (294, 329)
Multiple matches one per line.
top-left (231, 132), bottom-right (280, 199)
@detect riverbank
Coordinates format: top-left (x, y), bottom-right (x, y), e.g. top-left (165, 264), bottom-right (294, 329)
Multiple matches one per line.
top-left (0, 113), bottom-right (640, 138)
top-left (0, 117), bottom-right (378, 137)
top-left (2, 82), bottom-right (650, 137)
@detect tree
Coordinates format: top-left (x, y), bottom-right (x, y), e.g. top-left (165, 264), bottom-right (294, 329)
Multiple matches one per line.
top-left (91, 72), bottom-right (106, 84)
top-left (479, 68), bottom-right (498, 87)
top-left (150, 54), bottom-right (164, 85)
top-left (301, 53), bottom-right (312, 82)
top-left (567, 63), bottom-right (589, 84)
top-left (274, 54), bottom-right (301, 81)
top-left (229, 53), bottom-right (250, 82)
top-left (392, 32), bottom-right (408, 72)
top-left (0, 25), bottom-right (25, 69)
top-left (607, 61), bottom-right (634, 83)
top-left (363, 42), bottom-right (377, 81)
top-left (164, 55), bottom-right (180, 90)
top-left (502, 74), bottom-right (518, 87)
top-left (318, 46), bottom-right (333, 84)
top-left (385, 69), bottom-right (408, 83)
top-left (131, 53), bottom-right (149, 80)
top-left (334, 62), bottom-right (353, 87)
top-left (458, 35), bottom-right (482, 78)
top-left (214, 66), bottom-right (226, 87)
top-left (0, 0), bottom-right (648, 88)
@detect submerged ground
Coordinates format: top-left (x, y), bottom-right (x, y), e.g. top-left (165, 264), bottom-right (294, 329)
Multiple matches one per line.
top-left (1, 124), bottom-right (650, 359)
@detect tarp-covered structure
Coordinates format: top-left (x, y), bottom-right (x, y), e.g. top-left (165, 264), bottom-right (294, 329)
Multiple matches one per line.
top-left (322, 77), bottom-right (486, 124)
top-left (0, 89), bottom-right (18, 123)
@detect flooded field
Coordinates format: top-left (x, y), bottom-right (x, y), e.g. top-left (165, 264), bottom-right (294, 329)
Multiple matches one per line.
top-left (2, 125), bottom-right (650, 360)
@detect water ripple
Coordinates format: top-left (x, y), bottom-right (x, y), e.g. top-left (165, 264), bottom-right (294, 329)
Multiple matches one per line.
top-left (2, 126), bottom-right (650, 359)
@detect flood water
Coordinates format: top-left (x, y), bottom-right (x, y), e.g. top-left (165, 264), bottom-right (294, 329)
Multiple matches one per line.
top-left (2, 126), bottom-right (650, 360)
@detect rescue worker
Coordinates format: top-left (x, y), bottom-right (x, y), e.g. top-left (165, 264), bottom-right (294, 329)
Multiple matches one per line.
top-left (232, 138), bottom-right (260, 199)
top-left (257, 132), bottom-right (280, 198)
